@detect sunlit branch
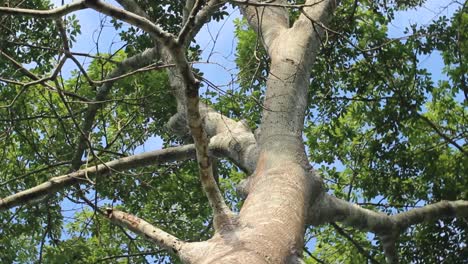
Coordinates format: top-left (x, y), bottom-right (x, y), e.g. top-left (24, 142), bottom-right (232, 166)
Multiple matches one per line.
top-left (171, 46), bottom-right (236, 230)
top-left (106, 209), bottom-right (185, 254)
top-left (310, 194), bottom-right (468, 232)
top-left (178, 0), bottom-right (205, 44)
top-left (209, 119), bottom-right (258, 174)
top-left (0, 128), bottom-right (259, 212)
top-left (121, 0), bottom-right (239, 230)
top-left (185, 0), bottom-right (227, 47)
top-left (0, 145), bottom-right (196, 211)
top-left (237, 0), bottom-right (289, 52)
top-left (84, 0), bottom-right (176, 47)
top-left (0, 0), bottom-right (86, 18)
top-left (392, 200), bottom-right (468, 228)
top-left (115, 0), bottom-right (149, 18)
top-left (293, 0), bottom-right (338, 47)
top-left (167, 104), bottom-right (258, 174)
top-left (183, 0), bottom-right (196, 22)
top-left (64, 0), bottom-right (236, 228)
top-left (309, 194), bottom-right (468, 263)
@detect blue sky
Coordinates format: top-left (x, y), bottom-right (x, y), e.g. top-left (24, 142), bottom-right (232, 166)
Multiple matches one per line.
top-left (390, 0), bottom-right (459, 81)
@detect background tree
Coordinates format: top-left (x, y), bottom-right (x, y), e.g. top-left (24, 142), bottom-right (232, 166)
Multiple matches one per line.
top-left (0, 0), bottom-right (467, 263)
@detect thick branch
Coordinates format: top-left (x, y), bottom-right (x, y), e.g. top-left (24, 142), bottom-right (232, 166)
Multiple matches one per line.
top-left (115, 0), bottom-right (149, 18)
top-left (93, 0), bottom-right (235, 229)
top-left (170, 46), bottom-right (235, 230)
top-left (153, 2), bottom-right (238, 230)
top-left (210, 123), bottom-right (258, 174)
top-left (237, 0), bottom-right (289, 53)
top-left (183, 0), bottom-right (196, 22)
top-left (0, 1), bottom-right (86, 17)
top-left (294, 0), bottom-right (338, 35)
top-left (308, 194), bottom-right (390, 231)
top-left (105, 209), bottom-right (185, 254)
top-left (87, 0), bottom-right (241, 236)
top-left (168, 105), bottom-right (258, 174)
top-left (178, 0), bottom-right (205, 44)
top-left (0, 145), bottom-right (196, 211)
top-left (84, 0), bottom-right (176, 46)
top-left (254, 0), bottom-right (337, 151)
top-left (392, 200), bottom-right (468, 228)
top-left (163, 0), bottom-right (225, 111)
top-left (0, 130), bottom-right (255, 212)
top-left (178, 0), bottom-right (225, 46)
top-left (308, 194), bottom-right (468, 263)
top-left (309, 194), bottom-right (468, 233)
top-left (380, 233), bottom-right (399, 264)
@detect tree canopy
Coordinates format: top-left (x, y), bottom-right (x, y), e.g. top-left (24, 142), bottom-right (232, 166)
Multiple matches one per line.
top-left (0, 0), bottom-right (467, 263)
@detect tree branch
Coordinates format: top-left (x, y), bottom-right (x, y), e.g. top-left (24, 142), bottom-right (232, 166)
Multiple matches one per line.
top-left (172, 46), bottom-right (235, 230)
top-left (0, 145), bottom-right (196, 211)
top-left (105, 208), bottom-right (185, 255)
top-left (0, 50), bottom-right (90, 106)
top-left (152, 1), bottom-right (238, 231)
top-left (309, 194), bottom-right (468, 263)
top-left (178, 0), bottom-right (205, 44)
top-left (309, 194), bottom-right (468, 232)
top-left (209, 121), bottom-right (258, 174)
top-left (237, 0), bottom-right (289, 52)
top-left (115, 0), bottom-right (149, 18)
top-left (89, 0), bottom-right (236, 232)
top-left (250, 0), bottom-right (337, 152)
top-left (168, 105), bottom-right (258, 174)
top-left (392, 200), bottom-right (468, 229)
top-left (0, 0), bottom-right (86, 18)
top-left (292, 0), bottom-right (338, 57)
top-left (84, 0), bottom-right (176, 47)
top-left (179, 0), bottom-right (225, 47)
top-left (98, 250), bottom-right (163, 262)
top-left (380, 233), bottom-right (399, 264)
top-left (0, 128), bottom-right (258, 212)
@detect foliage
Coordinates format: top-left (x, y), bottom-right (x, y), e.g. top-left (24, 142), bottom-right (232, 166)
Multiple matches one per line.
top-left (0, 0), bottom-right (466, 263)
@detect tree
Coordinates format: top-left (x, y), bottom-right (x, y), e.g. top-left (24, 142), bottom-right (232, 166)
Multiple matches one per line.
top-left (0, 0), bottom-right (467, 263)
